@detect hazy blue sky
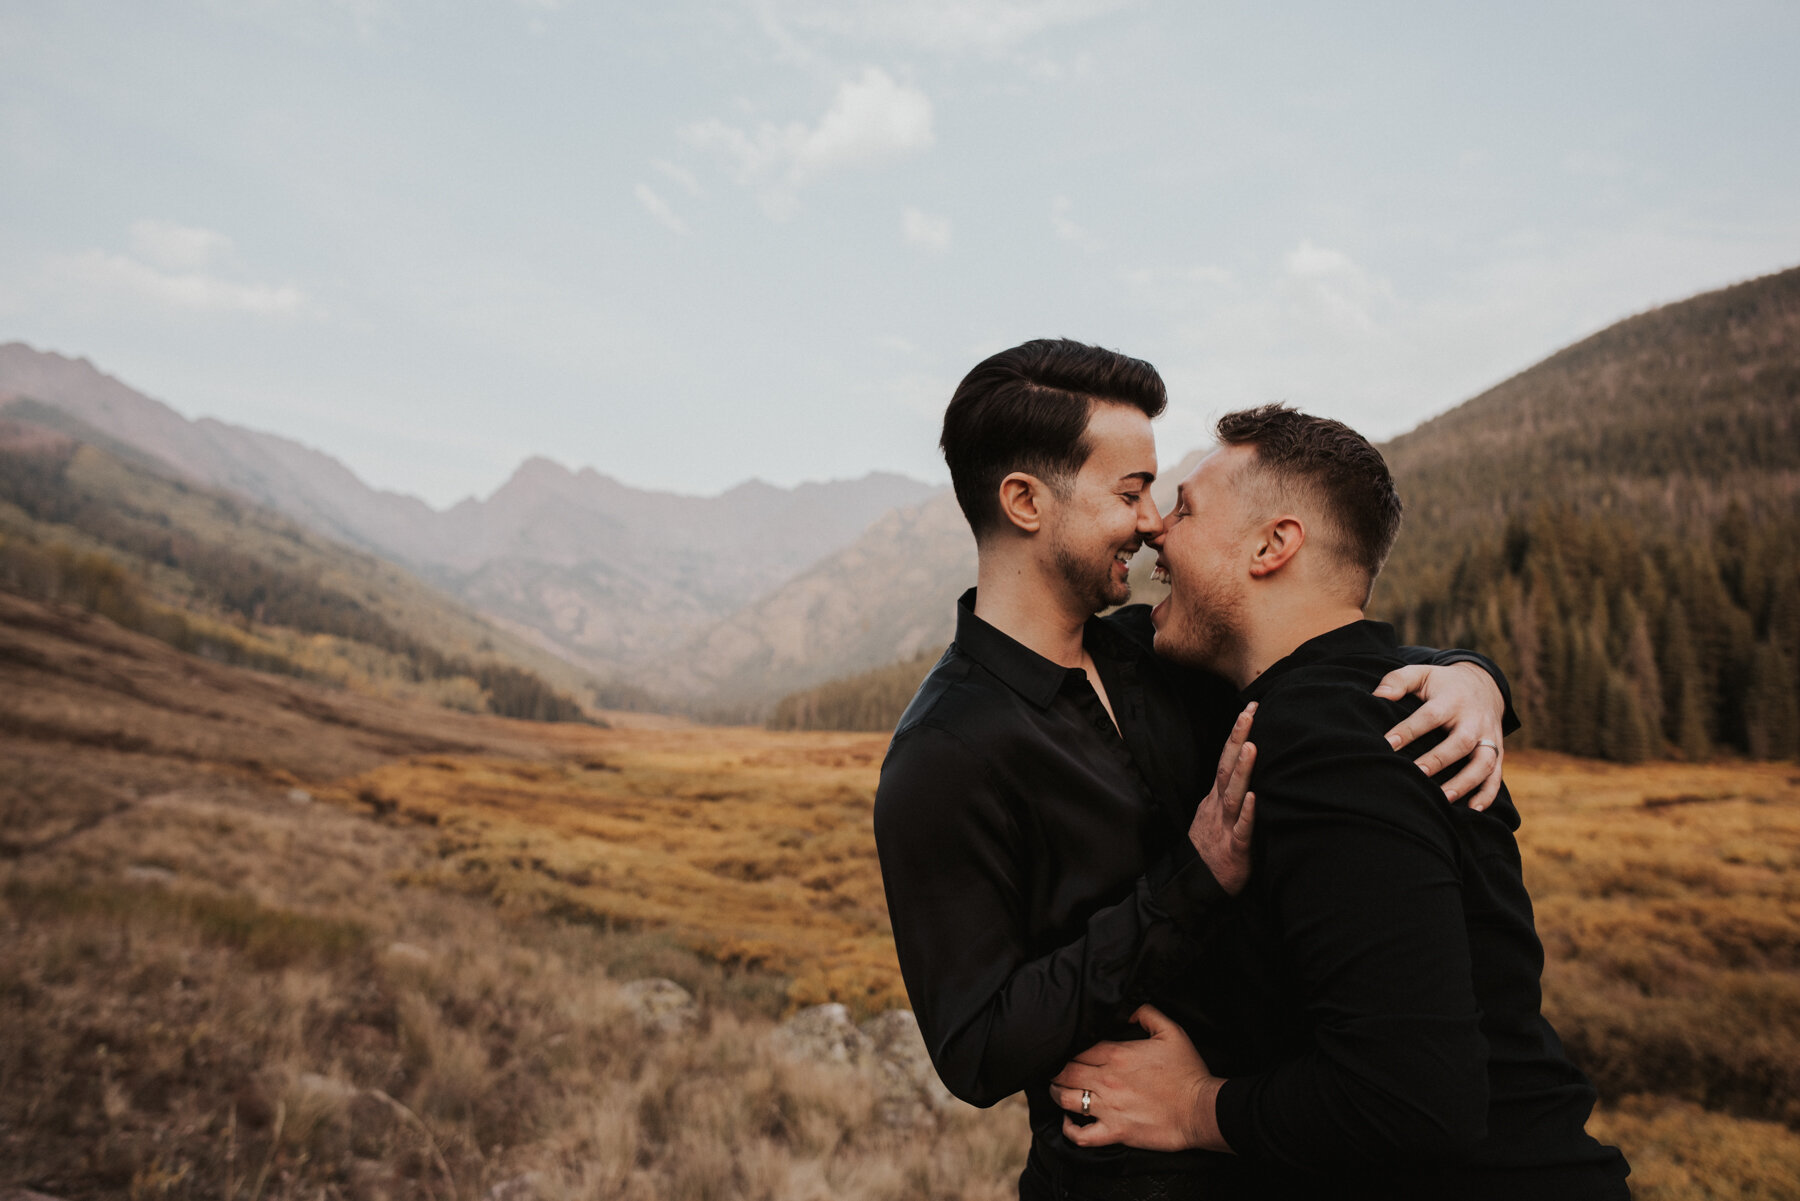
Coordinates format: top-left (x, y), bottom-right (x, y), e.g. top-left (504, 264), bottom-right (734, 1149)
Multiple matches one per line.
top-left (4, 1), bottom-right (1797, 506)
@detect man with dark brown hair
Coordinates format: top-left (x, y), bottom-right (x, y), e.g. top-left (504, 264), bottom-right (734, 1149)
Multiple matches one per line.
top-left (1049, 404), bottom-right (1630, 1198)
top-left (874, 346), bottom-right (1519, 1200)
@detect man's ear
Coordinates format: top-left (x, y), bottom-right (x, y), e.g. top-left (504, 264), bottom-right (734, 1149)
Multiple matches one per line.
top-left (997, 472), bottom-right (1048, 534)
top-left (1248, 515), bottom-right (1305, 577)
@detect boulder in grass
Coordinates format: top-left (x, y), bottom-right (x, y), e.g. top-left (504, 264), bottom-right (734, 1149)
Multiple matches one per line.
top-left (861, 1008), bottom-right (958, 1116)
top-left (771, 1003), bottom-right (875, 1068)
top-left (617, 977), bottom-right (699, 1035)
top-left (485, 1172), bottom-right (545, 1201)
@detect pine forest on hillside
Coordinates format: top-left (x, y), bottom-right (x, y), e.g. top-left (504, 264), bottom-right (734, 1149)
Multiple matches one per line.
top-left (1374, 266), bottom-right (1800, 762)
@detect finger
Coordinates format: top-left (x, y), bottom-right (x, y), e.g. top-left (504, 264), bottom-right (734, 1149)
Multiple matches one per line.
top-left (1132, 1003), bottom-right (1176, 1037)
top-left (1372, 663), bottom-right (1428, 701)
top-left (1064, 1115), bottom-right (1121, 1148)
top-left (1220, 737), bottom-right (1256, 818)
top-left (1051, 1063), bottom-right (1103, 1092)
top-left (1436, 737), bottom-right (1498, 804)
top-left (1214, 704), bottom-right (1256, 794)
top-left (1470, 746), bottom-right (1504, 813)
top-left (1048, 1082), bottom-right (1082, 1113)
top-left (1382, 700), bottom-right (1441, 752)
top-left (1414, 722), bottom-right (1479, 783)
top-left (1232, 790), bottom-right (1255, 846)
top-left (1061, 1042), bottom-right (1122, 1069)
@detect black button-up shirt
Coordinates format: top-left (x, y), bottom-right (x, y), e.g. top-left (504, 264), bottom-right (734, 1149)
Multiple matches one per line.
top-left (874, 591), bottom-right (1507, 1181)
top-left (1196, 621), bottom-right (1628, 1198)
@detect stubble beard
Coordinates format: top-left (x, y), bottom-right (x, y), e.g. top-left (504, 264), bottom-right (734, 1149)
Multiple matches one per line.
top-left (1157, 571), bottom-right (1246, 674)
top-left (1051, 538), bottom-right (1133, 616)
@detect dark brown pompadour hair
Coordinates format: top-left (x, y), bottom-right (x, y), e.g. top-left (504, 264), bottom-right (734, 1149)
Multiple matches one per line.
top-left (940, 339), bottom-right (1166, 539)
top-left (1215, 404), bottom-right (1402, 599)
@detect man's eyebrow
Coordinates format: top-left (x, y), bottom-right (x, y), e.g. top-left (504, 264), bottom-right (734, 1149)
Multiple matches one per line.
top-left (1121, 471), bottom-right (1155, 486)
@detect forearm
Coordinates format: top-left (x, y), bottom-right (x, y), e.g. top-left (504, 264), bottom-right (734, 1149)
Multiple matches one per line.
top-left (902, 841), bottom-right (1228, 1105)
top-left (876, 727), bottom-right (1232, 1107)
top-left (1214, 1012), bottom-right (1488, 1167)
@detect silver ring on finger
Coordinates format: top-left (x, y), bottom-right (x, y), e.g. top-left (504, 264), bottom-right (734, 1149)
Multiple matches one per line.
top-left (1477, 739), bottom-right (1498, 752)
top-left (1081, 1089), bottom-right (1092, 1116)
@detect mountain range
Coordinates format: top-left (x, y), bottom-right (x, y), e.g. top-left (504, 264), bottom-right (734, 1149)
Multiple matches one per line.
top-left (0, 343), bottom-right (938, 704)
top-left (5, 263), bottom-right (1796, 729)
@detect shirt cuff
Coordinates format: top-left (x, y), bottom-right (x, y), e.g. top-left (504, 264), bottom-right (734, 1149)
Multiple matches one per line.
top-left (1146, 835), bottom-right (1229, 932)
top-left (1213, 1074), bottom-right (1258, 1159)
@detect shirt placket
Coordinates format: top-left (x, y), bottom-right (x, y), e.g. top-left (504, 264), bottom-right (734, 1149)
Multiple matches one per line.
top-left (1059, 667), bottom-right (1160, 817)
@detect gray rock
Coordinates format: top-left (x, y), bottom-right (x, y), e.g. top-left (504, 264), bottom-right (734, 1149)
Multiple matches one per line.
top-left (485, 1172), bottom-right (544, 1201)
top-left (617, 977), bottom-right (699, 1035)
top-left (772, 1003), bottom-right (876, 1068)
top-left (384, 941), bottom-right (432, 965)
top-left (286, 787), bottom-right (314, 804)
top-left (862, 1009), bottom-right (957, 1108)
top-left (771, 1006), bottom-right (965, 1127)
top-left (291, 1071), bottom-right (360, 1109)
top-left (124, 864), bottom-right (176, 885)
top-left (858, 1009), bottom-right (959, 1127)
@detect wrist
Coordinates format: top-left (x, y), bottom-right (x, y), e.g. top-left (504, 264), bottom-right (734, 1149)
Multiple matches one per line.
top-left (1187, 1074), bottom-right (1230, 1153)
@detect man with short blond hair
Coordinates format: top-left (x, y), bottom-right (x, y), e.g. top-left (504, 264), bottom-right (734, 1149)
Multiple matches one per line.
top-left (1050, 404), bottom-right (1630, 1199)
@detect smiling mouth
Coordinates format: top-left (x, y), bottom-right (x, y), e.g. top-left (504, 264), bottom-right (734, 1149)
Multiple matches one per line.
top-left (1113, 545), bottom-right (1139, 569)
top-left (1151, 556), bottom-right (1170, 585)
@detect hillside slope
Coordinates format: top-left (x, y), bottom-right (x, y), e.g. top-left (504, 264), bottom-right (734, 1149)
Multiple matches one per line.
top-left (663, 489), bottom-right (977, 717)
top-left (1372, 265), bottom-right (1800, 759)
top-left (0, 402), bottom-right (605, 720)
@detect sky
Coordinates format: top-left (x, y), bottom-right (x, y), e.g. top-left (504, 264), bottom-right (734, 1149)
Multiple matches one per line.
top-left (3, 1), bottom-right (1798, 508)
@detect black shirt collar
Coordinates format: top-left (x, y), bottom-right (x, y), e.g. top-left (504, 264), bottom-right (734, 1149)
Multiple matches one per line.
top-left (1241, 618), bottom-right (1398, 703)
top-left (953, 587), bottom-right (1140, 711)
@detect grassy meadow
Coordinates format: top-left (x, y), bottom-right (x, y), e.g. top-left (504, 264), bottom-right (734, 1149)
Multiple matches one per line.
top-left (4, 592), bottom-right (1800, 1199)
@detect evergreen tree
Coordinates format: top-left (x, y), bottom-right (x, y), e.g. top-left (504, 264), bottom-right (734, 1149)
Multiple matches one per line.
top-left (1744, 639), bottom-right (1798, 759)
top-left (1599, 669), bottom-right (1654, 764)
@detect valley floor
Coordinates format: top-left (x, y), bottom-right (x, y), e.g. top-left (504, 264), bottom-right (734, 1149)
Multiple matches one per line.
top-left (3, 592), bottom-right (1797, 1199)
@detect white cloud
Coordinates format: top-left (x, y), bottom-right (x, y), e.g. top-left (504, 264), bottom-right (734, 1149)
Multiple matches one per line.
top-left (750, 0), bottom-right (1134, 55)
top-left (1282, 239), bottom-right (1392, 333)
top-left (901, 206), bottom-right (951, 252)
top-left (129, 219), bottom-right (235, 273)
top-left (1051, 195), bottom-right (1101, 251)
top-left (684, 67), bottom-right (934, 215)
top-left (1118, 263), bottom-right (1233, 294)
top-left (1284, 238), bottom-right (1358, 279)
top-left (652, 158), bottom-right (703, 196)
top-left (54, 248), bottom-right (307, 316)
top-left (634, 183), bottom-right (691, 236)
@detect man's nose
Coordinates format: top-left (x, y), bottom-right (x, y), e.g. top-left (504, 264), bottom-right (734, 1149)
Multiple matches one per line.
top-left (1137, 496), bottom-right (1165, 538)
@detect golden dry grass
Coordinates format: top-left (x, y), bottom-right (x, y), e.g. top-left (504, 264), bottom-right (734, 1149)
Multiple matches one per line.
top-left (332, 744), bottom-right (1800, 1199)
top-left (336, 729), bottom-right (904, 1012)
top-left (1, 782), bottom-right (1029, 1200)
top-left (6, 593), bottom-right (1800, 1199)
